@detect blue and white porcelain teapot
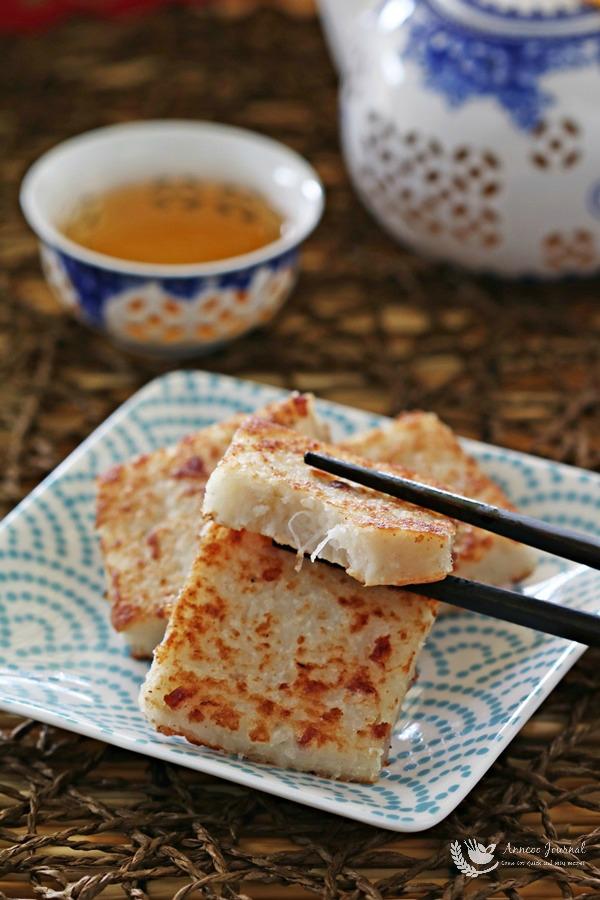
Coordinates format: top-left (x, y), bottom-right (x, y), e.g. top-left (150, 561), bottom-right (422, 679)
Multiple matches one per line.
top-left (318, 0), bottom-right (600, 276)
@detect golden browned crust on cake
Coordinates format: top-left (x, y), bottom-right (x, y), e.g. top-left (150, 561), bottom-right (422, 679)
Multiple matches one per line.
top-left (221, 417), bottom-right (455, 534)
top-left (140, 523), bottom-right (438, 782)
top-left (96, 394), bottom-right (329, 657)
top-left (341, 411), bottom-right (536, 585)
top-left (203, 417), bottom-right (456, 586)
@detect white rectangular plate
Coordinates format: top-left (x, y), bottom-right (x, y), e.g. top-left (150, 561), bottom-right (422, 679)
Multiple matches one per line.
top-left (0, 371), bottom-right (598, 832)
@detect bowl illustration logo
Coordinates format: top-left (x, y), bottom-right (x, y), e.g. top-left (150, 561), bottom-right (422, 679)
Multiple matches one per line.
top-left (451, 839), bottom-right (499, 877)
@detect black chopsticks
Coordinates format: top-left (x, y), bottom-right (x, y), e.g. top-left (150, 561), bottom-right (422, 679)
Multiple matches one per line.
top-left (304, 452), bottom-right (600, 571)
top-left (405, 575), bottom-right (599, 647)
top-left (304, 450), bottom-right (600, 647)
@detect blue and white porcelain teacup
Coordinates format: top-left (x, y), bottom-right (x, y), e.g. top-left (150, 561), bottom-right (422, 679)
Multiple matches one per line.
top-left (21, 121), bottom-right (324, 355)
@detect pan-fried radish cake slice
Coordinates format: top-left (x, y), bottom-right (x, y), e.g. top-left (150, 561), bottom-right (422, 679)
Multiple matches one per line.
top-left (203, 418), bottom-right (456, 587)
top-left (140, 523), bottom-right (438, 783)
top-left (340, 412), bottom-right (535, 586)
top-left (96, 394), bottom-right (329, 658)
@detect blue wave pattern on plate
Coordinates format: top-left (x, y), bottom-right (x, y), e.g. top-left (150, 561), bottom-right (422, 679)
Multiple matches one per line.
top-left (0, 371), bottom-right (598, 831)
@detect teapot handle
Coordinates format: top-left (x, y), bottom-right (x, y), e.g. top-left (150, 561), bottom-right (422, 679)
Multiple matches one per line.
top-left (317, 0), bottom-right (378, 74)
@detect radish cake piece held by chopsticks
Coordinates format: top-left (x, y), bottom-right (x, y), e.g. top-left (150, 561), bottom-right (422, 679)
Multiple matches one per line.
top-left (340, 411), bottom-right (535, 586)
top-left (203, 418), bottom-right (456, 587)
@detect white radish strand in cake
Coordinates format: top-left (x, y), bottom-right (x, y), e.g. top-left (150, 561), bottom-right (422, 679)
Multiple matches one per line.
top-left (202, 417), bottom-right (457, 587)
top-left (340, 412), bottom-right (535, 586)
top-left (95, 394), bottom-right (329, 657)
top-left (139, 522), bottom-right (438, 783)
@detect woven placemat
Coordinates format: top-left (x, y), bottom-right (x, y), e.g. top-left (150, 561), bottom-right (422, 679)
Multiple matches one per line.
top-left (1, 5), bottom-right (599, 897)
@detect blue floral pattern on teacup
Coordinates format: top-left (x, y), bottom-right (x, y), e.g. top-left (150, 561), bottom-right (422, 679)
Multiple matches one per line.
top-left (40, 245), bottom-right (297, 352)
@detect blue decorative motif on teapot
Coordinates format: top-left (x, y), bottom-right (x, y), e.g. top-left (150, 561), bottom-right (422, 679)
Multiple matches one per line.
top-left (406, 0), bottom-right (600, 130)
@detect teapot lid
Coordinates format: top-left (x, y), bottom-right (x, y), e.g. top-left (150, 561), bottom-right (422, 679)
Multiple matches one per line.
top-left (425, 0), bottom-right (600, 35)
